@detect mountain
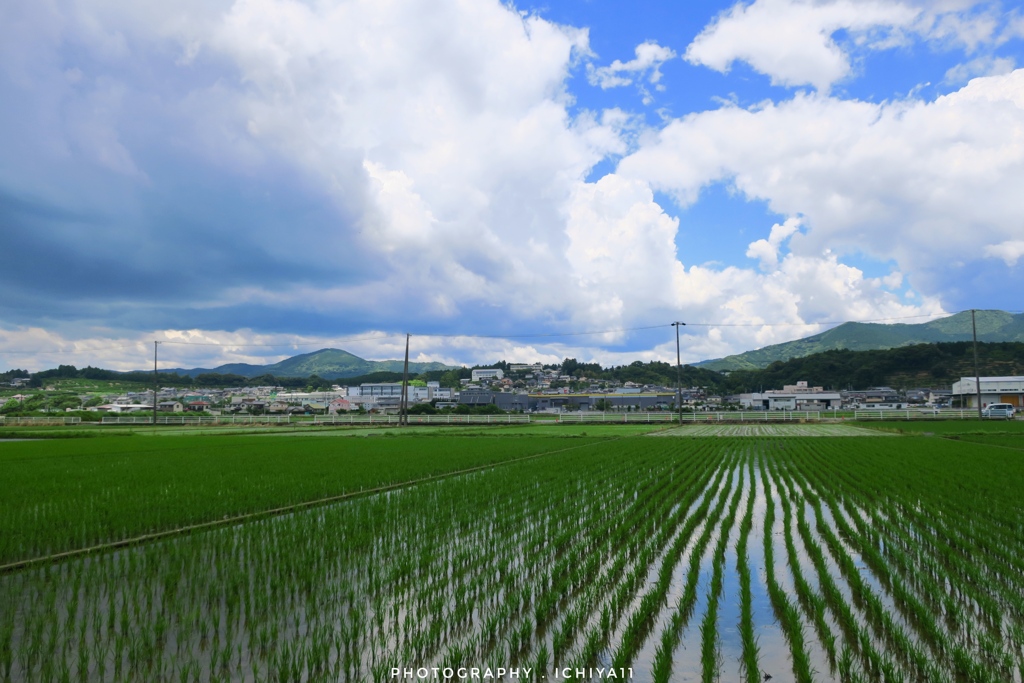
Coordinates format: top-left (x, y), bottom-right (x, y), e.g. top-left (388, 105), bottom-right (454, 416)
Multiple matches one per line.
top-left (697, 310), bottom-right (1024, 372)
top-left (163, 348), bottom-right (456, 380)
top-left (719, 342), bottom-right (1024, 392)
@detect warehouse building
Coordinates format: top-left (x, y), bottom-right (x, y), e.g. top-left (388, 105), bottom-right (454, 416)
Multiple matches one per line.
top-left (952, 376), bottom-right (1024, 408)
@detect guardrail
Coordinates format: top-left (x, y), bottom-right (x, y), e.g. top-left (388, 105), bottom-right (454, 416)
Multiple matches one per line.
top-left (0, 416), bottom-right (82, 425)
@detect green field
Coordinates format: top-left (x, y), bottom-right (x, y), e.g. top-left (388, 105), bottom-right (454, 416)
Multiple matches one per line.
top-left (651, 424), bottom-right (888, 437)
top-left (0, 433), bottom-right (617, 565)
top-left (2, 426), bottom-right (1024, 682)
top-left (856, 419), bottom-right (1024, 435)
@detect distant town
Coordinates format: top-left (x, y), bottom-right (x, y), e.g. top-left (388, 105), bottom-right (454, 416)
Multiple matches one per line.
top-left (3, 362), bottom-right (1020, 416)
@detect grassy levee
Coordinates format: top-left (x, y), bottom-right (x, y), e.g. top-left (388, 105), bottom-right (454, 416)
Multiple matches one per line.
top-left (957, 433), bottom-right (1024, 449)
top-left (0, 434), bottom-right (612, 565)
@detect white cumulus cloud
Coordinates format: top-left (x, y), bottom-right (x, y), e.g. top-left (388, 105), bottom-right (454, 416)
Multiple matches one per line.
top-left (587, 41), bottom-right (677, 103)
top-left (685, 0), bottom-right (1002, 91)
top-left (0, 0), bottom-right (969, 367)
top-left (619, 69), bottom-right (1024, 297)
top-left (984, 240), bottom-right (1024, 266)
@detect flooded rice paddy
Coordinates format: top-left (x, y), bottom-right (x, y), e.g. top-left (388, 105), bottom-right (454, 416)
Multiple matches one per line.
top-left (1, 436), bottom-right (1022, 682)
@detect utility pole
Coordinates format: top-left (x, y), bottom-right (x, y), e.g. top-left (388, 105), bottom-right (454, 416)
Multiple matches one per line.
top-left (400, 334), bottom-right (410, 426)
top-left (972, 309), bottom-right (983, 421)
top-left (672, 322), bottom-right (686, 424)
top-left (153, 341), bottom-right (160, 426)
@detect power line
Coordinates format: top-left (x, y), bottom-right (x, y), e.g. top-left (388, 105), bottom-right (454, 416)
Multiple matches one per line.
top-left (0, 335), bottom-right (398, 355)
top-left (0, 309), bottom-right (1017, 356)
top-left (158, 334), bottom-right (397, 347)
top-left (425, 324), bottom-right (670, 340)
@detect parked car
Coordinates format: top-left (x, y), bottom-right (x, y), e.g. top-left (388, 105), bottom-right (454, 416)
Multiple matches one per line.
top-left (981, 403), bottom-right (1016, 418)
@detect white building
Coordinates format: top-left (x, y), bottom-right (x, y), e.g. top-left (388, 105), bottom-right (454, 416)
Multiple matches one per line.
top-left (273, 390), bottom-right (346, 402)
top-left (509, 363), bottom-right (543, 373)
top-left (952, 376), bottom-right (1024, 408)
top-left (348, 383), bottom-right (403, 397)
top-left (738, 389), bottom-right (842, 410)
top-left (471, 368), bottom-right (504, 382)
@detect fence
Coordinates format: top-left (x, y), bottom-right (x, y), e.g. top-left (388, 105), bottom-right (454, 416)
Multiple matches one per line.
top-left (41, 409), bottom-right (1022, 428)
top-left (0, 416), bottom-right (82, 426)
top-left (101, 415), bottom-right (302, 425)
top-left (556, 412), bottom-right (677, 423)
top-left (314, 414), bottom-right (531, 425)
top-left (849, 408), bottom-right (1013, 421)
top-left (556, 411), bottom-right (823, 423)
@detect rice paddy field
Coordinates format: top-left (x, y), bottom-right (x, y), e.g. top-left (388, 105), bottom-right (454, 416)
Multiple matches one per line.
top-left (1, 423), bottom-right (1024, 682)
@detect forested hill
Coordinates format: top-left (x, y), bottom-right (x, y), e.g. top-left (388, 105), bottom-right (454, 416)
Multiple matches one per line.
top-left (719, 341), bottom-right (1024, 392)
top-left (14, 341), bottom-right (1024, 393)
top-left (562, 341), bottom-right (1024, 393)
top-left (698, 309), bottom-right (1024, 371)
top-left (161, 348), bottom-right (454, 379)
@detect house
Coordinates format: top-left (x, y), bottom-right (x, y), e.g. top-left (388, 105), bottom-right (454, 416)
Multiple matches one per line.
top-left (267, 401), bottom-right (291, 414)
top-left (185, 401), bottom-right (211, 412)
top-left (328, 398), bottom-right (354, 414)
top-left (157, 401), bottom-right (183, 413)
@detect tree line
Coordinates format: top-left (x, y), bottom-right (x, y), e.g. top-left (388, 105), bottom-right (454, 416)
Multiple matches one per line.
top-left (6, 341), bottom-right (1024, 394)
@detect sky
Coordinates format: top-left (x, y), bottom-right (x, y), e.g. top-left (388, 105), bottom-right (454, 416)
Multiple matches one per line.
top-left (2, 0), bottom-right (1024, 372)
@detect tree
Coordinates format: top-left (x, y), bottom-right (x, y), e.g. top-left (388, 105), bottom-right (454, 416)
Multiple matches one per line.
top-left (438, 370), bottom-right (464, 389)
top-left (306, 374), bottom-right (332, 391)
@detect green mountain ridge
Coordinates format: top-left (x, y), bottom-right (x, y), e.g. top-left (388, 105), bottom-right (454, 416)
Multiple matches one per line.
top-left (697, 310), bottom-right (1024, 371)
top-left (164, 348), bottom-right (456, 380)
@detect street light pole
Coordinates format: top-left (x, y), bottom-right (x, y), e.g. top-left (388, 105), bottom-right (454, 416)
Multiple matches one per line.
top-left (972, 309), bottom-right (983, 420)
top-left (400, 333), bottom-right (410, 427)
top-left (672, 322), bottom-right (686, 424)
top-left (153, 341), bottom-right (160, 427)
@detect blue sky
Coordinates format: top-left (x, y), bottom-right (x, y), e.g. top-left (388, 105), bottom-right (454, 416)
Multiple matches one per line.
top-left (1, 0), bottom-right (1024, 371)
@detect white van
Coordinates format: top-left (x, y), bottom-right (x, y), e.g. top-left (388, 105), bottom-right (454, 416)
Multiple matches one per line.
top-left (982, 403), bottom-right (1016, 418)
